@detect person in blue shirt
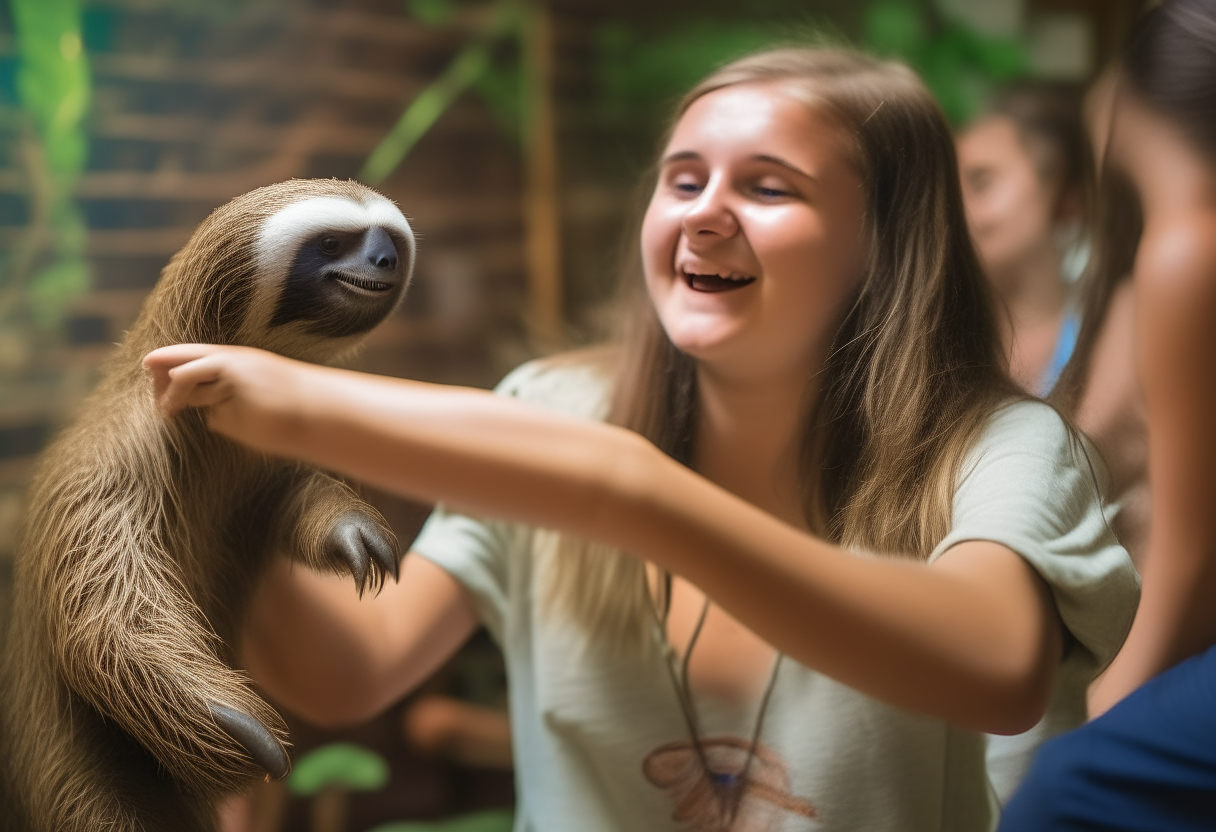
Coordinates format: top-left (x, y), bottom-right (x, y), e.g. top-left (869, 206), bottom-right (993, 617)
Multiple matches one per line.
top-left (957, 83), bottom-right (1090, 395)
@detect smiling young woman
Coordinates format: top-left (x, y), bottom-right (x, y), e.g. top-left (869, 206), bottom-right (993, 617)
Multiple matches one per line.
top-left (143, 49), bottom-right (1137, 832)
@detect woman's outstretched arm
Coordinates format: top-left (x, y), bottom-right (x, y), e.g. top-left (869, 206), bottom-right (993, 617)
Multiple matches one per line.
top-left (146, 344), bottom-right (1062, 735)
top-left (240, 551), bottom-right (480, 727)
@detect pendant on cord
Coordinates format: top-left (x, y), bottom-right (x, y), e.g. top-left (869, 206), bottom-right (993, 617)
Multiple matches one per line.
top-left (642, 736), bottom-right (819, 831)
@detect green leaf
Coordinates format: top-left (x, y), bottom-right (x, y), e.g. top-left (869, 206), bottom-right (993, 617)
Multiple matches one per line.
top-left (473, 56), bottom-right (523, 143)
top-left (8, 0), bottom-right (92, 333)
top-left (13, 0), bottom-right (92, 155)
top-left (286, 742), bottom-right (389, 796)
top-left (361, 0), bottom-right (520, 183)
top-left (360, 40), bottom-right (494, 183)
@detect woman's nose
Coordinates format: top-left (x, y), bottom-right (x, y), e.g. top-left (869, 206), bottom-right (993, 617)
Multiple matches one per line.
top-left (682, 179), bottom-right (739, 238)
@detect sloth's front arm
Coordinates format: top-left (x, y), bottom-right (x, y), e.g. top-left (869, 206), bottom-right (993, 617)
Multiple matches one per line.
top-left (270, 466), bottom-right (401, 596)
top-left (35, 439), bottom-right (291, 790)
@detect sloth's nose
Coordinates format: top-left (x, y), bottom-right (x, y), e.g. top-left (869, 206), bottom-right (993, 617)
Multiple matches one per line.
top-left (365, 227), bottom-right (399, 270)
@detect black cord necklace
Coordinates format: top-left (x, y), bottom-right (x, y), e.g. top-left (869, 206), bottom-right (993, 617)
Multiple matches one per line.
top-left (650, 570), bottom-right (784, 827)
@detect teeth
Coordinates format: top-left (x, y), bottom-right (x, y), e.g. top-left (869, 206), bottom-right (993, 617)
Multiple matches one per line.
top-left (683, 269), bottom-right (753, 281)
top-left (335, 275), bottom-right (391, 291)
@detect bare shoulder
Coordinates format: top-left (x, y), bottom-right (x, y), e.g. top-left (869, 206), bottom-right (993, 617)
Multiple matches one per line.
top-left (1135, 213), bottom-right (1216, 319)
top-left (1135, 214), bottom-right (1216, 398)
top-left (1133, 211), bottom-right (1216, 489)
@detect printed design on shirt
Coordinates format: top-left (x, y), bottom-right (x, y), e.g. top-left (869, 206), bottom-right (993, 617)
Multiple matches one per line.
top-left (642, 736), bottom-right (818, 831)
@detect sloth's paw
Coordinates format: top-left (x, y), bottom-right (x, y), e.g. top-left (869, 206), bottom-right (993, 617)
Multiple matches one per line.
top-left (209, 703), bottom-right (291, 780)
top-left (325, 510), bottom-right (400, 596)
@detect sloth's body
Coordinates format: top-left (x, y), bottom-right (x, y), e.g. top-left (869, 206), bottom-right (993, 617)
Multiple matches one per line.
top-left (0, 180), bottom-right (414, 832)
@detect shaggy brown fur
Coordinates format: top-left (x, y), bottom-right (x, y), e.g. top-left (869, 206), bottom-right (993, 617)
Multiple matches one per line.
top-left (0, 179), bottom-right (413, 832)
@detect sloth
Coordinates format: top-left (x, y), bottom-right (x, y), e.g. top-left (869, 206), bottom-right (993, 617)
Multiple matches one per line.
top-left (0, 179), bottom-right (415, 832)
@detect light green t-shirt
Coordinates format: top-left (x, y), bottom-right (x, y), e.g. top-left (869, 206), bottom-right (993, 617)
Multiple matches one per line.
top-left (412, 358), bottom-right (1139, 832)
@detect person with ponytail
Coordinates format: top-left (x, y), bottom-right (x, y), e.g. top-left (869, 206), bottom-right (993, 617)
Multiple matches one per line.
top-left (147, 47), bottom-right (1137, 832)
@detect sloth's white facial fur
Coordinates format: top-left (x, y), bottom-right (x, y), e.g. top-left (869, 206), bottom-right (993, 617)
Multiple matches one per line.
top-left (246, 194), bottom-right (415, 357)
top-left (255, 195), bottom-right (415, 279)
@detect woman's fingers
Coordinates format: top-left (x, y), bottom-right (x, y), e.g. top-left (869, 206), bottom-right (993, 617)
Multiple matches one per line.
top-left (143, 345), bottom-right (239, 416)
top-left (144, 344), bottom-right (221, 403)
top-left (144, 343), bottom-right (223, 375)
top-left (161, 355), bottom-right (234, 415)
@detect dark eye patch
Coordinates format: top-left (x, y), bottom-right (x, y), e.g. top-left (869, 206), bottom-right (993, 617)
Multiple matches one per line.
top-left (270, 226), bottom-right (406, 339)
top-left (313, 230), bottom-right (358, 256)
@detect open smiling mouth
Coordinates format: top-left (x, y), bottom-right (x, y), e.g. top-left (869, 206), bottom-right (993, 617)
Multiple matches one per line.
top-left (682, 269), bottom-right (757, 293)
top-left (330, 272), bottom-right (395, 294)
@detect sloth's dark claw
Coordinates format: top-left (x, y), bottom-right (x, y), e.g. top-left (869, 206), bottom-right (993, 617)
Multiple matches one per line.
top-left (330, 520), bottom-right (369, 591)
top-left (366, 526), bottom-right (399, 583)
top-left (209, 703), bottom-right (290, 780)
top-left (328, 512), bottom-right (400, 595)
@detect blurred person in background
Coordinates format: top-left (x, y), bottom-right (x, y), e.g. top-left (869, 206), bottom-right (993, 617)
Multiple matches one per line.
top-left (1054, 68), bottom-right (1150, 570)
top-left (957, 83), bottom-right (1092, 395)
top-left (1055, 177), bottom-right (1149, 569)
top-left (1001, 0), bottom-right (1216, 827)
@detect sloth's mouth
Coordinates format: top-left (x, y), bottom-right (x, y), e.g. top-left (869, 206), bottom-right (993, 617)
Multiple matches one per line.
top-left (330, 272), bottom-right (396, 294)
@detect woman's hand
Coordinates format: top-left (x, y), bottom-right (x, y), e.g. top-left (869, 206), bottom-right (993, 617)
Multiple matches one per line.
top-left (143, 344), bottom-right (309, 453)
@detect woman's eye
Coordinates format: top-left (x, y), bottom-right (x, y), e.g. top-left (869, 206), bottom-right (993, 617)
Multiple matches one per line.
top-left (319, 236), bottom-right (341, 255)
top-left (672, 179), bottom-right (702, 194)
top-left (753, 183), bottom-right (791, 199)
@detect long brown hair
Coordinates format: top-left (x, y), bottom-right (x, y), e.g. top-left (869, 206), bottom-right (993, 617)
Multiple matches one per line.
top-left (546, 48), bottom-right (1019, 650)
top-left (1051, 168), bottom-right (1142, 413)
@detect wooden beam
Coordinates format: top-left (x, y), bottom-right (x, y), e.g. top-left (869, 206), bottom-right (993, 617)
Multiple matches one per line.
top-left (522, 0), bottom-right (564, 350)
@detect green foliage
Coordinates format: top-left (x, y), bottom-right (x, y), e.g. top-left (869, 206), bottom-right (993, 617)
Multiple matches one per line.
top-left (28, 257), bottom-right (88, 328)
top-left (14, 1), bottom-right (90, 179)
top-left (472, 55), bottom-right (521, 142)
top-left (3, 0), bottom-right (92, 338)
top-left (367, 808), bottom-right (515, 832)
top-left (594, 21), bottom-right (776, 121)
top-left (286, 742), bottom-right (390, 796)
top-left (365, 0), bottom-right (1030, 183)
top-left (361, 0), bottom-right (522, 184)
top-left (407, 0), bottom-right (459, 27)
top-left (367, 2), bottom-right (834, 180)
top-left (593, 16), bottom-right (837, 129)
top-left (862, 0), bottom-right (1027, 125)
top-left (863, 0), bottom-right (927, 56)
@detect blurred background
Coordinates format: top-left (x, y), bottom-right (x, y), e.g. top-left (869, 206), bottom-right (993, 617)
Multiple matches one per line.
top-left (0, 0), bottom-right (1145, 830)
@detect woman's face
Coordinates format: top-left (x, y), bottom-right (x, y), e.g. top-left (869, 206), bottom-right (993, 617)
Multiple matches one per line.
top-left (641, 82), bottom-right (866, 384)
top-left (957, 116), bottom-right (1060, 284)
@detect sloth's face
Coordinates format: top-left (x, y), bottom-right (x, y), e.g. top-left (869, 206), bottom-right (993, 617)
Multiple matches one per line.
top-left (269, 224), bottom-right (412, 339)
top-left (249, 193), bottom-right (416, 356)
